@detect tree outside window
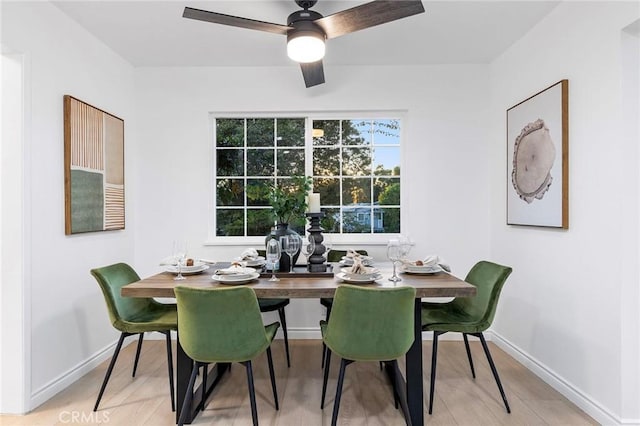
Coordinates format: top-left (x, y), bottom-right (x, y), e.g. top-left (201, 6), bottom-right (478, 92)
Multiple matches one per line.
top-left (214, 116), bottom-right (401, 237)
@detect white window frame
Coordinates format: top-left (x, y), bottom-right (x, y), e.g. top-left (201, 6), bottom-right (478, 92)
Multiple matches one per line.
top-left (206, 110), bottom-right (408, 246)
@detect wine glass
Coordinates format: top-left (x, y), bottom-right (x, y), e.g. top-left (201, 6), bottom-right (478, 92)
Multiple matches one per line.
top-left (399, 234), bottom-right (413, 261)
top-left (173, 240), bottom-right (187, 281)
top-left (284, 235), bottom-right (300, 273)
top-left (387, 239), bottom-right (402, 282)
top-left (300, 235), bottom-right (316, 269)
top-left (266, 239), bottom-right (281, 282)
top-left (279, 236), bottom-right (290, 272)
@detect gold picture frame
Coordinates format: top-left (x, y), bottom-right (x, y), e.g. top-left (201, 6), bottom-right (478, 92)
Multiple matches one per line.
top-left (507, 80), bottom-right (568, 229)
top-left (64, 95), bottom-right (125, 234)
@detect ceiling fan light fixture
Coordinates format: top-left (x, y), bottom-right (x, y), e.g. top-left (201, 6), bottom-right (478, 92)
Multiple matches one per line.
top-left (287, 29), bottom-right (325, 63)
top-left (183, 0), bottom-right (426, 87)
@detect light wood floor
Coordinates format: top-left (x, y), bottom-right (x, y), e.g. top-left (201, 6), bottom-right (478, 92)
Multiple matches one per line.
top-left (2, 339), bottom-right (596, 425)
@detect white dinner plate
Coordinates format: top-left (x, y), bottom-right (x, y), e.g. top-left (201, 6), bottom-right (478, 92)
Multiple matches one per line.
top-left (335, 272), bottom-right (381, 284)
top-left (211, 271), bottom-right (260, 285)
top-left (401, 264), bottom-right (443, 274)
top-left (164, 265), bottom-right (209, 275)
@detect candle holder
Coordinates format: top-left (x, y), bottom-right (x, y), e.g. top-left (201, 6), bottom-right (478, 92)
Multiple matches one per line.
top-left (305, 212), bottom-right (327, 272)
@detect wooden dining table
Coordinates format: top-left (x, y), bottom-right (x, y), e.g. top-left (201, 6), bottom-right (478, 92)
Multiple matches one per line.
top-left (121, 263), bottom-right (476, 425)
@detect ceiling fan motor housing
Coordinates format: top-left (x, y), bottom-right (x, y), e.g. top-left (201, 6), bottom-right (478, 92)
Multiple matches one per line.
top-left (294, 0), bottom-right (318, 10)
top-left (287, 9), bottom-right (326, 41)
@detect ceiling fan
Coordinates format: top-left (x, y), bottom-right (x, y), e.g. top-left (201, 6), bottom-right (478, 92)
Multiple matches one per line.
top-left (182, 0), bottom-right (425, 88)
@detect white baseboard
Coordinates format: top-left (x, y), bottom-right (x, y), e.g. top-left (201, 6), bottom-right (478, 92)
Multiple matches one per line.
top-left (286, 327), bottom-right (321, 339)
top-left (29, 339), bottom-right (131, 410)
top-left (280, 328), bottom-right (480, 341)
top-left (489, 330), bottom-right (633, 426)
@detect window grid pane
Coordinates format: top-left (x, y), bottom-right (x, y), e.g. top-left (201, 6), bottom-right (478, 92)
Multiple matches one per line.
top-left (215, 116), bottom-right (400, 237)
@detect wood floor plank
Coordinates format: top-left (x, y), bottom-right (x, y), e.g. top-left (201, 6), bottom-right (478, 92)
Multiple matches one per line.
top-left (1, 339), bottom-right (597, 425)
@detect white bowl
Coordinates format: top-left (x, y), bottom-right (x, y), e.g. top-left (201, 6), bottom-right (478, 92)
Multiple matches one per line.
top-left (179, 260), bottom-right (206, 272)
top-left (340, 266), bottom-right (379, 279)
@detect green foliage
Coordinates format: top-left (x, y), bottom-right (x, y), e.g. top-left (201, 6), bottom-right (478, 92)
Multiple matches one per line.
top-left (216, 119), bottom-right (244, 147)
top-left (379, 182), bottom-right (400, 205)
top-left (381, 208), bottom-right (400, 233)
top-left (247, 176), bottom-right (312, 224)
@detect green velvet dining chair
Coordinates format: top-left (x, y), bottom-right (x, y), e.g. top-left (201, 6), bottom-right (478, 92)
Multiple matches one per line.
top-left (90, 263), bottom-right (177, 412)
top-left (422, 260), bottom-right (513, 414)
top-left (256, 249), bottom-right (291, 367)
top-left (320, 284), bottom-right (416, 426)
top-left (174, 285), bottom-right (280, 426)
top-left (320, 249), bottom-right (368, 368)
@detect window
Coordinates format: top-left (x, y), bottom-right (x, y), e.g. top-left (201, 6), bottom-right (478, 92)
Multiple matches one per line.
top-left (213, 114), bottom-right (401, 240)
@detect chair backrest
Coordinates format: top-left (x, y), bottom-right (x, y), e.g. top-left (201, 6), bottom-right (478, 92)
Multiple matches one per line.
top-left (324, 284), bottom-right (416, 361)
top-left (174, 286), bottom-right (271, 363)
top-left (91, 263), bottom-right (153, 331)
top-left (327, 249), bottom-right (368, 263)
top-left (452, 261), bottom-right (512, 330)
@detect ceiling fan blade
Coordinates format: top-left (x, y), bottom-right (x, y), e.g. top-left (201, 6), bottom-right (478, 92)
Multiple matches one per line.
top-left (315, 0), bottom-right (425, 39)
top-left (300, 61), bottom-right (325, 88)
top-left (183, 7), bottom-right (291, 35)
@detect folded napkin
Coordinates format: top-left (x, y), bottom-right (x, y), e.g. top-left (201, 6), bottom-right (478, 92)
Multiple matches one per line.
top-left (350, 255), bottom-right (366, 274)
top-left (236, 248), bottom-right (259, 261)
top-left (404, 255), bottom-right (451, 272)
top-left (214, 266), bottom-right (246, 275)
top-left (346, 249), bottom-right (361, 259)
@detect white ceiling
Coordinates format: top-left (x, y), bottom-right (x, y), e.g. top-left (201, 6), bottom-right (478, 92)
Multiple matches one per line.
top-left (52, 0), bottom-right (560, 67)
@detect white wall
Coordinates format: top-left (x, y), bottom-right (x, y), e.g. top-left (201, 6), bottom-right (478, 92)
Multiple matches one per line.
top-left (620, 20), bottom-right (640, 423)
top-left (133, 64), bottom-right (492, 331)
top-left (488, 2), bottom-right (640, 424)
top-left (1, 50), bottom-right (27, 414)
top-left (1, 1), bottom-right (136, 411)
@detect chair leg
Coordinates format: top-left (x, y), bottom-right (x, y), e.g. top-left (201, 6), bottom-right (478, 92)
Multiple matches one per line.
top-left (132, 333), bottom-right (144, 377)
top-left (322, 344), bottom-right (328, 369)
top-left (476, 332), bottom-right (511, 413)
top-left (177, 362), bottom-right (200, 426)
top-left (391, 360), bottom-right (412, 423)
top-left (163, 331), bottom-right (176, 412)
top-left (428, 331), bottom-right (443, 415)
top-left (331, 359), bottom-right (352, 426)
top-left (321, 348), bottom-right (332, 408)
top-left (94, 332), bottom-right (130, 411)
top-left (386, 361), bottom-right (399, 409)
top-left (266, 346), bottom-right (279, 410)
top-left (277, 307), bottom-right (291, 368)
top-left (463, 333), bottom-right (476, 379)
top-left (201, 365), bottom-right (208, 412)
top-left (321, 305), bottom-right (332, 368)
top-left (242, 361), bottom-right (259, 426)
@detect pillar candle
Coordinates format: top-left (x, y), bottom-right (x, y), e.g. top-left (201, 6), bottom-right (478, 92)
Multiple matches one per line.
top-left (308, 193), bottom-right (321, 213)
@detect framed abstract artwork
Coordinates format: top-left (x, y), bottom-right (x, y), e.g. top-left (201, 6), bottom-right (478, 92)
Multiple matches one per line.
top-left (507, 80), bottom-right (568, 229)
top-left (64, 95), bottom-right (125, 234)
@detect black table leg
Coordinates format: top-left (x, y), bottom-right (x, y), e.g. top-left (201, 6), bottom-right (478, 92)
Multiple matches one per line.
top-left (176, 332), bottom-right (192, 424)
top-left (406, 299), bottom-right (424, 426)
top-left (176, 333), bottom-right (230, 424)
